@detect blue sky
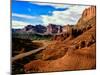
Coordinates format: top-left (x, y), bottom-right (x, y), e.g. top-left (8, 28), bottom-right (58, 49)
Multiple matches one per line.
top-left (12, 0), bottom-right (90, 29)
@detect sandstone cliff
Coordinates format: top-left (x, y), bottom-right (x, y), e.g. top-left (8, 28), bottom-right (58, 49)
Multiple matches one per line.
top-left (77, 6), bottom-right (96, 27)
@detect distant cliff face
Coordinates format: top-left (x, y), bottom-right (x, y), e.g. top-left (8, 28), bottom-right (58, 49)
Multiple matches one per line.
top-left (77, 6), bottom-right (96, 27)
top-left (46, 24), bottom-right (63, 34)
top-left (13, 25), bottom-right (47, 34)
top-left (12, 24), bottom-right (63, 35)
top-left (62, 25), bottom-right (74, 33)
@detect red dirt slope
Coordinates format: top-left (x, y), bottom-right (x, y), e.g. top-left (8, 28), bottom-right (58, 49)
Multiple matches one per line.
top-left (24, 6), bottom-right (96, 73)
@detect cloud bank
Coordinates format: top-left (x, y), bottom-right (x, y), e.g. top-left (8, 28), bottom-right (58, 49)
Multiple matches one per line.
top-left (12, 2), bottom-right (90, 28)
top-left (41, 5), bottom-right (89, 25)
top-left (12, 20), bottom-right (31, 29)
top-left (12, 13), bottom-right (35, 19)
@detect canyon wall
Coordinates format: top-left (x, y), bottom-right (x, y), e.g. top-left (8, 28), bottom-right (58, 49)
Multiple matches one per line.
top-left (77, 6), bottom-right (96, 27)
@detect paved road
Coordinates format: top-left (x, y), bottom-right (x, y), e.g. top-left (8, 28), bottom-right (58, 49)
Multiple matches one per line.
top-left (12, 45), bottom-right (47, 62)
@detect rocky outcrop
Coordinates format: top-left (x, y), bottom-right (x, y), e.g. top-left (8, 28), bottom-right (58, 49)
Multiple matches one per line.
top-left (22, 25), bottom-right (47, 33)
top-left (62, 24), bottom-right (73, 32)
top-left (82, 6), bottom-right (96, 21)
top-left (52, 25), bottom-right (73, 41)
top-left (46, 24), bottom-right (63, 34)
top-left (77, 6), bottom-right (96, 27)
top-left (35, 25), bottom-right (47, 33)
top-left (23, 25), bottom-right (35, 31)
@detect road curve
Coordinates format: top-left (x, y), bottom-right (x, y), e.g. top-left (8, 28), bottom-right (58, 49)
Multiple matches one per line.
top-left (12, 45), bottom-right (47, 62)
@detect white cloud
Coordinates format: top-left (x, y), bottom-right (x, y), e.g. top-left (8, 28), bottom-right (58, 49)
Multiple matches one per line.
top-left (41, 5), bottom-right (90, 25)
top-left (30, 2), bottom-right (69, 9)
top-left (12, 4), bottom-right (90, 27)
top-left (12, 20), bottom-right (31, 29)
top-left (12, 13), bottom-right (35, 19)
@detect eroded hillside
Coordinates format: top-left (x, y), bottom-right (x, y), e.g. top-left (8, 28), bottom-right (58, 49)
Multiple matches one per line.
top-left (12, 6), bottom-right (96, 74)
top-left (23, 6), bottom-right (96, 73)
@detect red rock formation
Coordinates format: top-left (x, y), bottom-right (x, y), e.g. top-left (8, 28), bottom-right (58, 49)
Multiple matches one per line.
top-left (52, 25), bottom-right (73, 41)
top-left (46, 24), bottom-right (63, 34)
top-left (77, 6), bottom-right (96, 27)
top-left (12, 6), bottom-right (96, 74)
top-left (82, 6), bottom-right (96, 21)
top-left (63, 25), bottom-right (73, 33)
